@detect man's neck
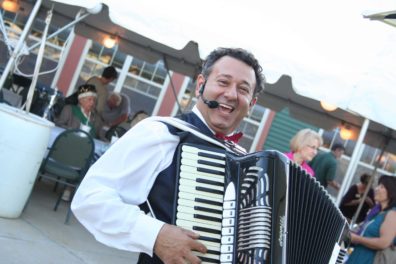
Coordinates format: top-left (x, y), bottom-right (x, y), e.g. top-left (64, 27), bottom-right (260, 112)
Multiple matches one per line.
top-left (192, 106), bottom-right (214, 134)
top-left (192, 105), bottom-right (236, 136)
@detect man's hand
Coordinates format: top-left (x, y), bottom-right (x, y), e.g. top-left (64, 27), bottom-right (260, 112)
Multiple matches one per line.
top-left (154, 224), bottom-right (207, 264)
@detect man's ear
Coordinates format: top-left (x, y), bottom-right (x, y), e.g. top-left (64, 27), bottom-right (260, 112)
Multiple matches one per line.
top-left (247, 97), bottom-right (257, 115)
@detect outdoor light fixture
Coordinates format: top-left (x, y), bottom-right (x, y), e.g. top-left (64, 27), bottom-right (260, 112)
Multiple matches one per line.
top-left (320, 101), bottom-right (337, 112)
top-left (339, 124), bottom-right (353, 140)
top-left (103, 35), bottom-right (117, 49)
top-left (1, 0), bottom-right (20, 12)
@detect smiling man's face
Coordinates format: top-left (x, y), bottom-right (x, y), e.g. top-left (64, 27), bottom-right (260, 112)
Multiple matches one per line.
top-left (196, 56), bottom-right (257, 135)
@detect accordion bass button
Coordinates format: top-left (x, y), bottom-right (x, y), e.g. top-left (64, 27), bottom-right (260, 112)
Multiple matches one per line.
top-left (221, 236), bottom-right (234, 244)
top-left (222, 218), bottom-right (234, 226)
top-left (222, 227), bottom-right (234, 235)
top-left (223, 209), bottom-right (235, 217)
top-left (220, 244), bottom-right (233, 253)
top-left (223, 201), bottom-right (235, 208)
top-left (220, 253), bottom-right (233, 262)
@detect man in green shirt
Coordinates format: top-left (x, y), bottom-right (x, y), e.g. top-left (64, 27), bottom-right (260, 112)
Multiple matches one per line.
top-left (309, 143), bottom-right (345, 190)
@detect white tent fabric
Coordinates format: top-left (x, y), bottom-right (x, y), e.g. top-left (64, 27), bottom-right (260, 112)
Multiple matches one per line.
top-left (51, 0), bottom-right (396, 132)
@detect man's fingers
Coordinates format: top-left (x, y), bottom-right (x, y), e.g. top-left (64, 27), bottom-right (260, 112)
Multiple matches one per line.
top-left (190, 239), bottom-right (207, 254)
top-left (155, 224), bottom-right (208, 263)
top-left (185, 252), bottom-right (203, 264)
top-left (181, 228), bottom-right (207, 253)
top-left (182, 228), bottom-right (200, 239)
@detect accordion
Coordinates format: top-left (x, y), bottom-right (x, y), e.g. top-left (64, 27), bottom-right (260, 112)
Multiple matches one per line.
top-left (172, 144), bottom-right (349, 264)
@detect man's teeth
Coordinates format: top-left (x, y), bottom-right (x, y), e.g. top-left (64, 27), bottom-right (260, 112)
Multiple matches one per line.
top-left (219, 103), bottom-right (234, 112)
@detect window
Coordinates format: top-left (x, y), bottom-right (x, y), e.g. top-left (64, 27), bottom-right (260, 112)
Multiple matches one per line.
top-left (0, 10), bottom-right (70, 87)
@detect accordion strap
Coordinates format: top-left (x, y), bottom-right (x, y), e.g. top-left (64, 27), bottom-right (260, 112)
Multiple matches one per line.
top-left (150, 116), bottom-right (232, 151)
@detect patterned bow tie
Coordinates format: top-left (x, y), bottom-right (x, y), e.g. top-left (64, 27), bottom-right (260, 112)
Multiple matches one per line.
top-left (215, 132), bottom-right (243, 143)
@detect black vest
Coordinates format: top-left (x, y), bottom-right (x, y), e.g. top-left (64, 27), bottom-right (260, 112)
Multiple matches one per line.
top-left (138, 112), bottom-right (224, 264)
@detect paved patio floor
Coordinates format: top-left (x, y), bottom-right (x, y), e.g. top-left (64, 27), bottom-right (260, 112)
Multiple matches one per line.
top-left (0, 180), bottom-right (139, 264)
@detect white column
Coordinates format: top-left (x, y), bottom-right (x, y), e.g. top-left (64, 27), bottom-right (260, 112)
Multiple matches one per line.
top-left (114, 55), bottom-right (132, 93)
top-left (336, 118), bottom-right (370, 205)
top-left (250, 108), bottom-right (270, 152)
top-left (152, 71), bottom-right (171, 116)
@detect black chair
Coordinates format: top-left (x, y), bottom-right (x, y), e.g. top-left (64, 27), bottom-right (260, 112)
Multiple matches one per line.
top-left (37, 129), bottom-right (95, 224)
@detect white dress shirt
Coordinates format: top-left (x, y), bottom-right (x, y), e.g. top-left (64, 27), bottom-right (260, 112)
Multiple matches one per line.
top-left (71, 106), bottom-right (207, 256)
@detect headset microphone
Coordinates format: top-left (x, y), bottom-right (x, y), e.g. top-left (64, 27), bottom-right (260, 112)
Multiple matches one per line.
top-left (199, 83), bottom-right (219, 109)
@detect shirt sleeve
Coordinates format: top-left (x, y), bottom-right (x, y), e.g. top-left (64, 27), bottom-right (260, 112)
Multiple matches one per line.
top-left (54, 105), bottom-right (77, 129)
top-left (71, 117), bottom-right (179, 255)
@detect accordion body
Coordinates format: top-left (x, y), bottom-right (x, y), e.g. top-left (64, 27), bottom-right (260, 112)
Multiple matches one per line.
top-left (172, 144), bottom-right (349, 264)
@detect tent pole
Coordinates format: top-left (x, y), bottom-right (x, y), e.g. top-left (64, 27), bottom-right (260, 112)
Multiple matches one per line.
top-left (0, 0), bottom-right (43, 91)
top-left (27, 10), bottom-right (90, 52)
top-left (163, 55), bottom-right (183, 114)
top-left (350, 129), bottom-right (391, 226)
top-left (24, 7), bottom-right (53, 113)
top-left (336, 118), bottom-right (370, 206)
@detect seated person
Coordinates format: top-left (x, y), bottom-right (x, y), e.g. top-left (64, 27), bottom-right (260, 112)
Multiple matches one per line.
top-left (101, 92), bottom-right (130, 128)
top-left (340, 173), bottom-right (375, 224)
top-left (54, 84), bottom-right (101, 138)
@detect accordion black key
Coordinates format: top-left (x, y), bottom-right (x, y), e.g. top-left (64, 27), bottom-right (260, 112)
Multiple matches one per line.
top-left (173, 144), bottom-right (349, 264)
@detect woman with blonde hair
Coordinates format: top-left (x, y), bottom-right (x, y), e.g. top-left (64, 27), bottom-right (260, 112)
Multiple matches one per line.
top-left (285, 128), bottom-right (323, 176)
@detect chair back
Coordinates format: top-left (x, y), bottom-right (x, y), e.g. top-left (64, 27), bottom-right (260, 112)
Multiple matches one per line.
top-left (45, 129), bottom-right (95, 177)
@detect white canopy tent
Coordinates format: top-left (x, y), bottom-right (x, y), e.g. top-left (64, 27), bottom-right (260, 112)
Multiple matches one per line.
top-left (1, 0), bottom-right (396, 204)
top-left (44, 0), bottom-right (396, 131)
top-left (3, 0), bottom-right (395, 129)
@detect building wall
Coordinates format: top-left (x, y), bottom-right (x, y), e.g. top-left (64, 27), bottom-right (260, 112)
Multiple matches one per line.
top-left (157, 73), bottom-right (185, 116)
top-left (263, 108), bottom-right (318, 153)
top-left (55, 35), bottom-right (88, 95)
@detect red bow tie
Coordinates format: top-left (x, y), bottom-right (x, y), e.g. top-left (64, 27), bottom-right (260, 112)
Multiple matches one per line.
top-left (215, 132), bottom-right (243, 143)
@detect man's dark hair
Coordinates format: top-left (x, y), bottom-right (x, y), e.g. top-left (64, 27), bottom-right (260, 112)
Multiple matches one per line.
top-left (360, 173), bottom-right (371, 185)
top-left (201, 47), bottom-right (266, 96)
top-left (331, 143), bottom-right (345, 152)
top-left (102, 66), bottom-right (118, 80)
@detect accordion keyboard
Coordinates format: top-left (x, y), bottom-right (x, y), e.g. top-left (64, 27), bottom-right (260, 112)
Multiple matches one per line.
top-left (176, 145), bottom-right (228, 263)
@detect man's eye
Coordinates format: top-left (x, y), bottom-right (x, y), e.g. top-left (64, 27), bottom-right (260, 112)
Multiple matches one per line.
top-left (217, 80), bottom-right (228, 86)
top-left (239, 87), bottom-right (250, 94)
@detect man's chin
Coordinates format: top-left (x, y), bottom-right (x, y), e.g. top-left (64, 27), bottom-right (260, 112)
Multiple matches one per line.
top-left (210, 120), bottom-right (237, 134)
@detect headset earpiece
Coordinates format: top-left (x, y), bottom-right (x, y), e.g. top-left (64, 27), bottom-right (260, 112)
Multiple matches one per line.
top-left (199, 84), bottom-right (204, 95)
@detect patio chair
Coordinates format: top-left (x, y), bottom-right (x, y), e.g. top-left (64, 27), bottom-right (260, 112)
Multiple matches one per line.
top-left (37, 129), bottom-right (95, 224)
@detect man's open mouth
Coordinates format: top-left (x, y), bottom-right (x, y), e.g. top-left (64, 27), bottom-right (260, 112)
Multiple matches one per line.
top-left (218, 103), bottom-right (234, 113)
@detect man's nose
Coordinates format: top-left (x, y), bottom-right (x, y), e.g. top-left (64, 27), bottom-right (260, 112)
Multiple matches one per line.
top-left (224, 85), bottom-right (238, 99)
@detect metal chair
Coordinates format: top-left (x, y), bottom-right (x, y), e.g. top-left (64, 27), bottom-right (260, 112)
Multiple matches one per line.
top-left (37, 129), bottom-right (95, 224)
